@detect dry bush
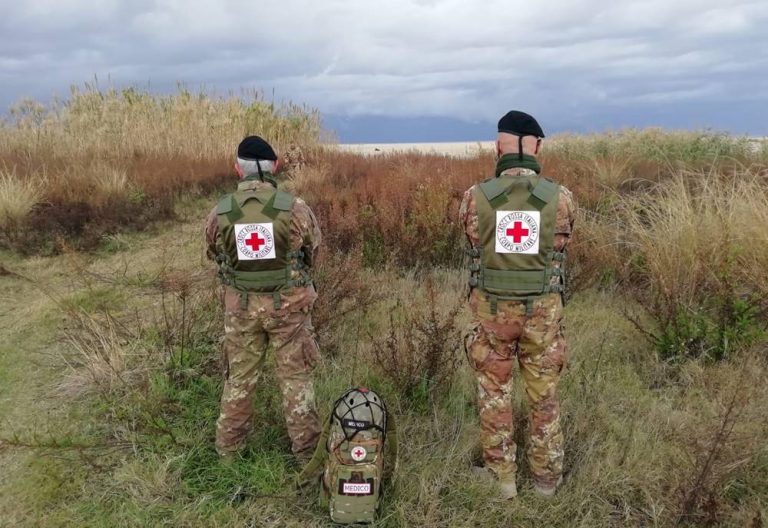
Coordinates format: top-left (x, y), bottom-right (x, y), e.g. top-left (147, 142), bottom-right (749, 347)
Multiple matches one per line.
top-left (310, 250), bottom-right (378, 357)
top-left (0, 167), bottom-right (43, 238)
top-left (675, 355), bottom-right (768, 525)
top-left (298, 150), bottom-right (492, 268)
top-left (57, 263), bottom-right (223, 396)
top-left (2, 154), bottom-right (235, 253)
top-left (369, 278), bottom-right (463, 409)
top-left (61, 309), bottom-right (140, 395)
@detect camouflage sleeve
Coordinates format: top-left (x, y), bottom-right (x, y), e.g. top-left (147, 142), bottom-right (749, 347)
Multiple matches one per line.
top-left (459, 186), bottom-right (481, 248)
top-left (292, 198), bottom-right (322, 268)
top-left (204, 205), bottom-right (219, 261)
top-left (554, 185), bottom-right (576, 252)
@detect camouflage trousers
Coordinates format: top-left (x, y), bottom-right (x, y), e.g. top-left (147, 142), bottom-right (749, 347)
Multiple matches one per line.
top-left (215, 285), bottom-right (321, 457)
top-left (465, 291), bottom-right (567, 488)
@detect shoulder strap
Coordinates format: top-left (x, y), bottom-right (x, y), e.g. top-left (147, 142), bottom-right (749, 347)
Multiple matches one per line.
top-left (216, 195), bottom-right (233, 215)
top-left (384, 412), bottom-right (398, 480)
top-left (478, 178), bottom-right (509, 202)
top-left (294, 416), bottom-right (331, 489)
top-left (273, 190), bottom-right (295, 211)
top-left (531, 178), bottom-right (558, 204)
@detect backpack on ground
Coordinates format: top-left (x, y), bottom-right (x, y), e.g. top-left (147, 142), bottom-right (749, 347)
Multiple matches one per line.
top-left (297, 387), bottom-right (397, 525)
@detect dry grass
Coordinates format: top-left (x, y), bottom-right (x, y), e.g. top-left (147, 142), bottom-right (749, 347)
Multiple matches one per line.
top-left (621, 170), bottom-right (768, 298)
top-left (0, 168), bottom-right (43, 230)
top-left (0, 84), bottom-right (324, 252)
top-left (576, 169), bottom-right (768, 360)
top-left (1, 84), bottom-right (322, 160)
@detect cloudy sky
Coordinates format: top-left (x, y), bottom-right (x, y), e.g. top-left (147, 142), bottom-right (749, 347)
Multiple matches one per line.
top-left (1, 0), bottom-right (767, 141)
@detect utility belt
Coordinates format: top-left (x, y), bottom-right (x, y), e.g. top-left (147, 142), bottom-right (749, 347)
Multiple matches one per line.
top-left (467, 248), bottom-right (566, 315)
top-left (216, 250), bottom-right (312, 310)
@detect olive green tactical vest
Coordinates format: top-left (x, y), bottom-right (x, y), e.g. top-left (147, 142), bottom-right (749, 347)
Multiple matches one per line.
top-left (215, 186), bottom-right (310, 296)
top-left (470, 172), bottom-right (564, 309)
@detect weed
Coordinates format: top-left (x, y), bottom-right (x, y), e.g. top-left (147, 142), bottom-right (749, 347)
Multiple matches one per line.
top-left (370, 278), bottom-right (462, 411)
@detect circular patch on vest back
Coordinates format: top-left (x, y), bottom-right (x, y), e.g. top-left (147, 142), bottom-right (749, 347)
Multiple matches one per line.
top-left (234, 223), bottom-right (276, 261)
top-left (350, 446), bottom-right (367, 461)
top-left (495, 211), bottom-right (540, 254)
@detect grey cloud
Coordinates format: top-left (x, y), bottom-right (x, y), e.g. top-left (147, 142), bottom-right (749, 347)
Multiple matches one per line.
top-left (0, 0), bottom-right (767, 135)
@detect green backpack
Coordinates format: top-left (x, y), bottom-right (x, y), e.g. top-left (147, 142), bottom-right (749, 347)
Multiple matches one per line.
top-left (298, 387), bottom-right (397, 524)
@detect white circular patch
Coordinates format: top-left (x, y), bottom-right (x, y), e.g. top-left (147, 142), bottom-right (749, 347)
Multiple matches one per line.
top-left (495, 211), bottom-right (540, 254)
top-left (350, 446), bottom-right (367, 461)
top-left (234, 223), bottom-right (276, 260)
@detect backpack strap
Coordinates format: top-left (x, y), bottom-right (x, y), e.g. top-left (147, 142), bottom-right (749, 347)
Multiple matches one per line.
top-left (383, 412), bottom-right (398, 483)
top-left (216, 195), bottom-right (233, 215)
top-left (294, 416), bottom-right (332, 489)
top-left (216, 194), bottom-right (242, 226)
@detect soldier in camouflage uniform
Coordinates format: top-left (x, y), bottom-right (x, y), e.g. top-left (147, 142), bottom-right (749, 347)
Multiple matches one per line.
top-left (459, 111), bottom-right (575, 498)
top-left (205, 136), bottom-right (322, 460)
top-left (283, 143), bottom-right (306, 177)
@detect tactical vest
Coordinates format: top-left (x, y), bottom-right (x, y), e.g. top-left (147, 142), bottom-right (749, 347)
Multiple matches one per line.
top-left (215, 184), bottom-right (311, 307)
top-left (469, 172), bottom-right (565, 314)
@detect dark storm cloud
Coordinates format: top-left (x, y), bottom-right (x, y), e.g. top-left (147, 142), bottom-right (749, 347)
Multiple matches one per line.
top-left (1, 0), bottom-right (767, 137)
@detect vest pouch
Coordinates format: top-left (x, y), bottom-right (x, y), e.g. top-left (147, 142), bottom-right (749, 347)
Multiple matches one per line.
top-left (481, 267), bottom-right (549, 297)
top-left (328, 461), bottom-right (381, 524)
top-left (227, 269), bottom-right (291, 293)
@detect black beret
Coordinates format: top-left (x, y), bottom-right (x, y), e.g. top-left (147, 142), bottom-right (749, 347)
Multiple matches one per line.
top-left (237, 135), bottom-right (278, 161)
top-left (497, 110), bottom-right (545, 138)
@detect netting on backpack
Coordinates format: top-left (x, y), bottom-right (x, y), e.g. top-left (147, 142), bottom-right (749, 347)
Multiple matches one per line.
top-left (331, 387), bottom-right (387, 445)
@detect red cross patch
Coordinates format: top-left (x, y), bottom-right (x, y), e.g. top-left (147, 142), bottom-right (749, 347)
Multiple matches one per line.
top-left (495, 211), bottom-right (540, 254)
top-left (350, 446), bottom-right (367, 461)
top-left (234, 223), bottom-right (276, 260)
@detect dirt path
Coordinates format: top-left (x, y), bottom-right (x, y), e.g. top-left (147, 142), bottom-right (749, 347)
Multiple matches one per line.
top-left (0, 209), bottom-right (209, 523)
top-left (0, 254), bottom-right (71, 519)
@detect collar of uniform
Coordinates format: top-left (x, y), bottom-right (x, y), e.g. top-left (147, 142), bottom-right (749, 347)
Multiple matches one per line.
top-left (495, 153), bottom-right (541, 177)
top-left (237, 178), bottom-right (275, 191)
top-left (499, 167), bottom-right (539, 178)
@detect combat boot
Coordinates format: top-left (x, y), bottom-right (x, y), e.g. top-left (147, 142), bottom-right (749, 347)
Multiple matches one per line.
top-left (533, 475), bottom-right (563, 497)
top-left (218, 451), bottom-right (240, 467)
top-left (470, 466), bottom-right (517, 500)
top-left (498, 476), bottom-right (518, 499)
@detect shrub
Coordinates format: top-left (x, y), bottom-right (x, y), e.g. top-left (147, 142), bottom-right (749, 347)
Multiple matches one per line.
top-left (311, 250), bottom-right (378, 357)
top-left (296, 150), bottom-right (489, 268)
top-left (369, 278), bottom-right (462, 411)
top-left (596, 170), bottom-right (768, 361)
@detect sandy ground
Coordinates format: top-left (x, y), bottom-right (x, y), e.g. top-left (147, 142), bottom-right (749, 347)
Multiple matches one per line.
top-left (337, 138), bottom-right (766, 157)
top-left (337, 141), bottom-right (495, 157)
